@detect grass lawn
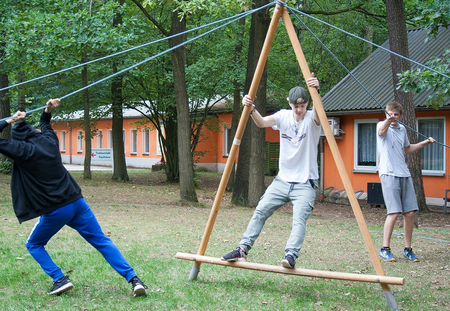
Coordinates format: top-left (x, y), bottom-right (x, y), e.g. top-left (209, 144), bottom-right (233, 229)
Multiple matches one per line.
top-left (0, 170), bottom-right (449, 310)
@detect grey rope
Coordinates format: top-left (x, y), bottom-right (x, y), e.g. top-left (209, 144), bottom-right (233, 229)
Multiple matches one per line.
top-left (0, 3), bottom-right (273, 93)
top-left (287, 5), bottom-right (450, 148)
top-left (0, 2), bottom-right (275, 122)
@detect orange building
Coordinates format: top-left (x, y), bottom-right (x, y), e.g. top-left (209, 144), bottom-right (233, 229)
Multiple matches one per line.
top-left (51, 108), bottom-right (280, 173)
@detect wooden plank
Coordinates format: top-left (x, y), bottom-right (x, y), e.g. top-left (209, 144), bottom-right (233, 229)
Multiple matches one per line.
top-left (177, 252), bottom-right (404, 285)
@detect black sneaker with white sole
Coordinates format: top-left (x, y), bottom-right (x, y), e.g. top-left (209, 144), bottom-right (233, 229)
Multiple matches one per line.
top-left (221, 246), bottom-right (247, 261)
top-left (281, 254), bottom-right (296, 269)
top-left (48, 275), bottom-right (74, 295)
top-left (130, 276), bottom-right (147, 297)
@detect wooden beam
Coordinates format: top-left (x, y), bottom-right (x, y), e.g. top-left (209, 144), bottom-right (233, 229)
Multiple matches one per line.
top-left (177, 252), bottom-right (405, 285)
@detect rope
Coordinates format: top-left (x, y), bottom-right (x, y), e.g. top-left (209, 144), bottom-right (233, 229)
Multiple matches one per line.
top-left (0, 3), bottom-right (272, 93)
top-left (285, 3), bottom-right (450, 81)
top-left (287, 5), bottom-right (450, 149)
top-left (0, 2), bottom-right (275, 122)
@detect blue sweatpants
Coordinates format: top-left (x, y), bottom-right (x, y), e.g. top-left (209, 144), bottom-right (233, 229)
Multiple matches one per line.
top-left (25, 197), bottom-right (137, 282)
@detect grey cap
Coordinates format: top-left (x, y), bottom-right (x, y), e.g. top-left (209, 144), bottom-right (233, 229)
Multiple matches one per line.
top-left (288, 86), bottom-right (308, 105)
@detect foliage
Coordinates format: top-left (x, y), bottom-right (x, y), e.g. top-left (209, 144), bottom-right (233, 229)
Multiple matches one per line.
top-left (397, 0), bottom-right (450, 109)
top-left (0, 158), bottom-right (12, 174)
top-left (412, 0), bottom-right (450, 39)
top-left (398, 48), bottom-right (450, 109)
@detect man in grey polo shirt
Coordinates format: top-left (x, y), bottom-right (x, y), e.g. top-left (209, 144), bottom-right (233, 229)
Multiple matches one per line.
top-left (377, 101), bottom-right (435, 262)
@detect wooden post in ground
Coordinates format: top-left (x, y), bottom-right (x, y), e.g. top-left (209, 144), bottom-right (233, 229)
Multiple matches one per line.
top-left (280, 6), bottom-right (399, 310)
top-left (188, 1), bottom-right (286, 281)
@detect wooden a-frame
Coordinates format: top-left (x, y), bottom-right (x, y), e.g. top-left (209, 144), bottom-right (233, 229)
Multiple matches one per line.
top-left (175, 1), bottom-right (401, 310)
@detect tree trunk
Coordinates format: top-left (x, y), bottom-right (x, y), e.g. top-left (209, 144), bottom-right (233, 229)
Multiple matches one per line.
top-left (232, 0), bottom-right (270, 206)
top-left (169, 11), bottom-right (197, 202)
top-left (82, 52), bottom-right (92, 179)
top-left (0, 38), bottom-right (11, 162)
top-left (111, 3), bottom-right (129, 182)
top-left (248, 0), bottom-right (271, 207)
top-left (226, 16), bottom-right (246, 192)
top-left (385, 0), bottom-right (429, 213)
top-left (163, 105), bottom-right (179, 182)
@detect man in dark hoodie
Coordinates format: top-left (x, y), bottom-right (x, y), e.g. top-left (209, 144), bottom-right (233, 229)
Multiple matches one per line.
top-left (0, 99), bottom-right (146, 296)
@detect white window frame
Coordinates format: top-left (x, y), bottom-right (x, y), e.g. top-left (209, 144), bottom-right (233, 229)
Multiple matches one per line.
top-left (417, 116), bottom-right (445, 176)
top-left (60, 130), bottom-right (66, 152)
top-left (107, 129), bottom-right (113, 148)
top-left (353, 119), bottom-right (379, 173)
top-left (142, 128), bottom-right (150, 155)
top-left (77, 130), bottom-right (83, 153)
top-left (130, 129), bottom-right (137, 154)
top-left (223, 126), bottom-right (231, 157)
top-left (97, 130), bottom-right (103, 148)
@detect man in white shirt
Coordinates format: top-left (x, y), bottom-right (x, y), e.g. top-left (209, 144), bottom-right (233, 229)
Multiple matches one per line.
top-left (377, 101), bottom-right (435, 262)
top-left (222, 76), bottom-right (320, 268)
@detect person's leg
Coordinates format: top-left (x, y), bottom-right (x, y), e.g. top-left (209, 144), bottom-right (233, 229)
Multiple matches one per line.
top-left (284, 181), bottom-right (316, 259)
top-left (25, 205), bottom-right (76, 282)
top-left (67, 198), bottom-right (136, 282)
top-left (379, 175), bottom-right (403, 261)
top-left (402, 211), bottom-right (415, 248)
top-left (400, 177), bottom-right (419, 248)
top-left (238, 176), bottom-right (289, 252)
top-left (382, 213), bottom-right (400, 247)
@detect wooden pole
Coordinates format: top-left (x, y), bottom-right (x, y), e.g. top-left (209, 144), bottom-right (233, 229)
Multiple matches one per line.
top-left (178, 252), bottom-right (404, 285)
top-left (280, 8), bottom-right (393, 294)
top-left (188, 2), bottom-right (286, 280)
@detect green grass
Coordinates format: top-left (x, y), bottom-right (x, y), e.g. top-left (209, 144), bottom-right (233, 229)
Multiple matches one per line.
top-left (0, 171), bottom-right (449, 310)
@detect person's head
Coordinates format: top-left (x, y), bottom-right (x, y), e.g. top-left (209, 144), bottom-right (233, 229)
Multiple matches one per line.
top-left (288, 86), bottom-right (309, 116)
top-left (11, 121), bottom-right (39, 141)
top-left (385, 101), bottom-right (402, 121)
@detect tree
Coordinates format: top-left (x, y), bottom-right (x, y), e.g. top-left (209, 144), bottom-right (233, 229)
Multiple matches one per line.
top-left (232, 0), bottom-right (270, 206)
top-left (397, 0), bottom-right (450, 108)
top-left (111, 0), bottom-right (129, 181)
top-left (0, 3), bottom-right (11, 162)
top-left (248, 0), bottom-right (271, 207)
top-left (384, 0), bottom-right (429, 212)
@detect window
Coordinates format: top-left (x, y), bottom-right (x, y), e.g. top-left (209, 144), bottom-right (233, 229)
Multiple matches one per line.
top-left (354, 119), bottom-right (378, 172)
top-left (107, 129), bottom-right (113, 148)
top-left (418, 117), bottom-right (445, 175)
top-left (97, 130), bottom-right (103, 148)
top-left (60, 130), bottom-right (66, 152)
top-left (143, 129), bottom-right (150, 154)
top-left (130, 129), bottom-right (137, 154)
top-left (223, 126), bottom-right (232, 156)
top-left (77, 130), bottom-right (83, 153)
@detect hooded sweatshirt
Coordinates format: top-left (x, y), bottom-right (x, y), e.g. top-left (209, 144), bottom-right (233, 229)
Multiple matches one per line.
top-left (0, 110), bottom-right (82, 223)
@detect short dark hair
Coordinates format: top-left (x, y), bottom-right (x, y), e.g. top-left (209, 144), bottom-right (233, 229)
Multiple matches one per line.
top-left (385, 101), bottom-right (403, 115)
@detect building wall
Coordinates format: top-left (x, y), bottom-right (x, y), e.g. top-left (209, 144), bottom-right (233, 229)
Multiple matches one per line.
top-left (52, 112), bottom-right (281, 173)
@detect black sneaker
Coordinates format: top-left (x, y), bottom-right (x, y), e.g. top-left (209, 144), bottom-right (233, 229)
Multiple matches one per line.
top-left (48, 275), bottom-right (74, 295)
top-left (221, 246), bottom-right (247, 261)
top-left (281, 255), bottom-right (296, 269)
top-left (130, 276), bottom-right (147, 297)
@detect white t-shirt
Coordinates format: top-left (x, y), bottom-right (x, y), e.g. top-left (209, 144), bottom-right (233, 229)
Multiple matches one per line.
top-left (272, 109), bottom-right (321, 183)
top-left (376, 122), bottom-right (411, 177)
